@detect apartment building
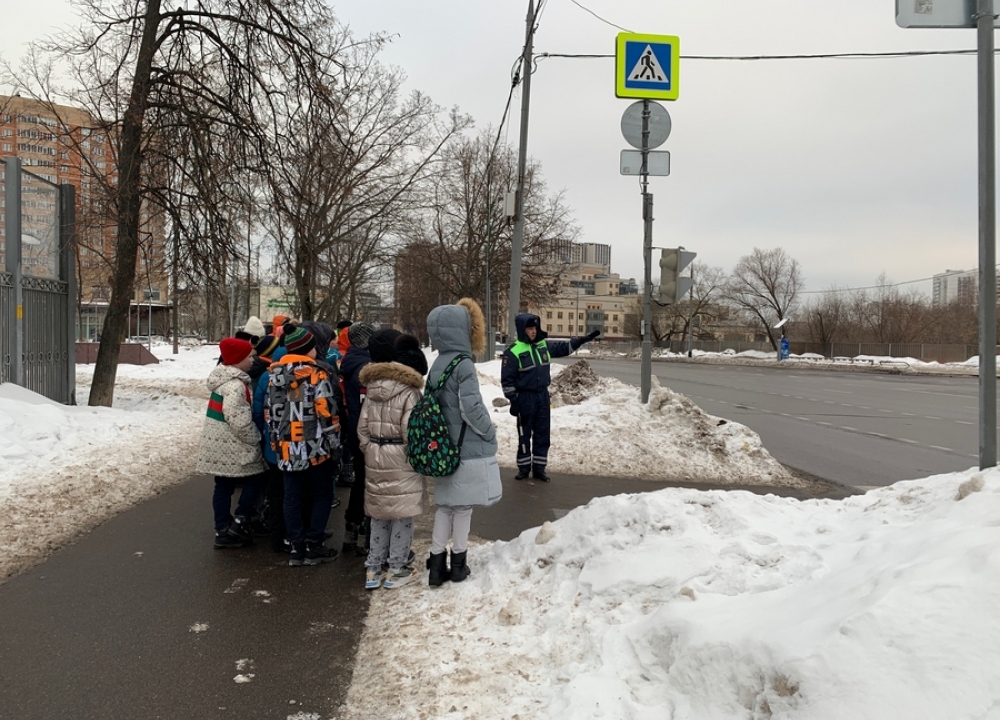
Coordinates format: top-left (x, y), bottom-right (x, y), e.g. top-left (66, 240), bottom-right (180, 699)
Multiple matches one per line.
top-left (0, 94), bottom-right (170, 339)
top-left (931, 268), bottom-right (989, 306)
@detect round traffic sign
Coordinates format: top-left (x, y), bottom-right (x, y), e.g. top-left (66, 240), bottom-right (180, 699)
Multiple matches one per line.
top-left (620, 100), bottom-right (671, 150)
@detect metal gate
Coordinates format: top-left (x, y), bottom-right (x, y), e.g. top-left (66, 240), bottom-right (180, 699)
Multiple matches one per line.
top-left (1, 157), bottom-right (76, 404)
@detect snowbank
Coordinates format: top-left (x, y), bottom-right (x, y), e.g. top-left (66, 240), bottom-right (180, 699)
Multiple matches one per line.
top-left (343, 467), bottom-right (1000, 720)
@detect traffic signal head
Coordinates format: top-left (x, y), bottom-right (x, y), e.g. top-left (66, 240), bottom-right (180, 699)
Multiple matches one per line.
top-left (659, 248), bottom-right (696, 304)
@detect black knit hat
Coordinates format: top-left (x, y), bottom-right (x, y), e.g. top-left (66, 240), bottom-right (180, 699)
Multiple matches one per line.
top-left (336, 319), bottom-right (353, 330)
top-left (348, 322), bottom-right (376, 349)
top-left (368, 328), bottom-right (402, 363)
top-left (395, 333), bottom-right (428, 376)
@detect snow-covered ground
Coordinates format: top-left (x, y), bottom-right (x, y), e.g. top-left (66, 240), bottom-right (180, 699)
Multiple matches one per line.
top-left (2, 342), bottom-right (995, 719)
top-left (0, 343), bottom-right (794, 582)
top-left (345, 468), bottom-right (998, 720)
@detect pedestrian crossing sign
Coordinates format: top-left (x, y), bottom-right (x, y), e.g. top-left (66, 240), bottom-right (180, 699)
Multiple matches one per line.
top-left (616, 33), bottom-right (679, 101)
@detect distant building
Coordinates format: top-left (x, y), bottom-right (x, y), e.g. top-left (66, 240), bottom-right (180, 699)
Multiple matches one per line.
top-left (932, 268), bottom-right (988, 305)
top-left (0, 94), bottom-right (169, 340)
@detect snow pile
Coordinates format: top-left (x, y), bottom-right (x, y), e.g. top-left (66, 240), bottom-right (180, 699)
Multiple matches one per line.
top-left (343, 467), bottom-right (1000, 720)
top-left (476, 359), bottom-right (793, 485)
top-left (0, 343), bottom-right (213, 581)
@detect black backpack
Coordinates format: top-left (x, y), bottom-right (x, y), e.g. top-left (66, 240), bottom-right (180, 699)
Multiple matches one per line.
top-left (406, 355), bottom-right (467, 477)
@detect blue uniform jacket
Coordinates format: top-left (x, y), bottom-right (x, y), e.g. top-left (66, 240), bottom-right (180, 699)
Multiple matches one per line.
top-left (501, 313), bottom-right (584, 398)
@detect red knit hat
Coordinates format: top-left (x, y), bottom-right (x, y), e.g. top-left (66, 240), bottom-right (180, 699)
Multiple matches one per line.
top-left (220, 337), bottom-right (253, 366)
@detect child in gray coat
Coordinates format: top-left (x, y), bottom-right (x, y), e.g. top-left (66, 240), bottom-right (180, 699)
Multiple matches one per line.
top-left (424, 298), bottom-right (502, 586)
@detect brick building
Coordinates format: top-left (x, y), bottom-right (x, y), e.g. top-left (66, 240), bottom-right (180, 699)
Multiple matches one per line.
top-left (0, 94), bottom-right (169, 340)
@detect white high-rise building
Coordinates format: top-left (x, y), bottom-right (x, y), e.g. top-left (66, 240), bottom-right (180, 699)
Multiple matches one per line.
top-left (932, 269), bottom-right (982, 305)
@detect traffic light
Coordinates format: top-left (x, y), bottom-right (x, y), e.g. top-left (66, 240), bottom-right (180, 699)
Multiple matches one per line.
top-left (659, 247), bottom-right (696, 304)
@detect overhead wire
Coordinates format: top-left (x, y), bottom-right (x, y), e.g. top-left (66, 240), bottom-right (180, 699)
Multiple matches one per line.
top-left (538, 49), bottom-right (994, 61)
top-left (800, 267), bottom-right (998, 295)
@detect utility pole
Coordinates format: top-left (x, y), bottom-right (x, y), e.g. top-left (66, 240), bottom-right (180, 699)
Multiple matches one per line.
top-left (640, 100), bottom-right (654, 403)
top-left (977, 0), bottom-right (997, 469)
top-left (507, 0), bottom-right (536, 338)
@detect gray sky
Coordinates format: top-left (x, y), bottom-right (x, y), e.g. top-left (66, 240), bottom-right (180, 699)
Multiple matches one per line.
top-left (3, 0), bottom-right (990, 298)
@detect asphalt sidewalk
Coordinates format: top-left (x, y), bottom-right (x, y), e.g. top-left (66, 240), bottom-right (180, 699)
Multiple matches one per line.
top-left (0, 468), bottom-right (846, 720)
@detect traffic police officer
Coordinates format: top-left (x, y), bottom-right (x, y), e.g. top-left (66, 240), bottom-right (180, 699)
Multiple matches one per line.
top-left (501, 313), bottom-right (600, 481)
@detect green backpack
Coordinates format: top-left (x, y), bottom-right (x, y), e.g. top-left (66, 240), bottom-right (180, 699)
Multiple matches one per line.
top-left (406, 354), bottom-right (468, 477)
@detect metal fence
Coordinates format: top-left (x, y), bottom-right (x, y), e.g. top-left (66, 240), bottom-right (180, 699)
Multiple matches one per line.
top-left (587, 338), bottom-right (991, 364)
top-left (2, 158), bottom-right (76, 404)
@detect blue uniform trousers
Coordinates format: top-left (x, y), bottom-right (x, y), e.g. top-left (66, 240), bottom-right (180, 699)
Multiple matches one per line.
top-left (515, 390), bottom-right (551, 473)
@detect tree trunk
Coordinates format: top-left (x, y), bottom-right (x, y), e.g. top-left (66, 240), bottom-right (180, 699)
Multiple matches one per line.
top-left (88, 0), bottom-right (162, 406)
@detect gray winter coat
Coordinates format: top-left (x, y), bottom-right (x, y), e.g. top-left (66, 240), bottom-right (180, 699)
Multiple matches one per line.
top-left (358, 362), bottom-right (428, 520)
top-left (426, 299), bottom-right (502, 508)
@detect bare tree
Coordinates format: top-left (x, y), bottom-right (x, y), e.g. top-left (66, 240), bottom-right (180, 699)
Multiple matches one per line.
top-left (625, 263), bottom-right (728, 343)
top-left (724, 247), bottom-right (803, 351)
top-left (802, 287), bottom-right (849, 345)
top-left (12, 0), bottom-right (350, 405)
top-left (397, 129), bottom-right (579, 337)
top-left (261, 41), bottom-right (471, 322)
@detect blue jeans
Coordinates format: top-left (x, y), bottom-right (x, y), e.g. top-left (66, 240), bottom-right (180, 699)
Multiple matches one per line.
top-left (212, 475), bottom-right (261, 532)
top-left (283, 462), bottom-right (336, 544)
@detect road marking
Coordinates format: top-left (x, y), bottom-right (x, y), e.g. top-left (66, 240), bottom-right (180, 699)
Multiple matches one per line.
top-left (859, 406), bottom-right (872, 410)
top-left (901, 412), bottom-right (915, 417)
top-left (929, 445), bottom-right (953, 452)
top-left (841, 426), bottom-right (858, 432)
top-left (824, 401), bottom-right (836, 405)
top-left (880, 409), bottom-right (892, 413)
top-left (840, 403), bottom-right (853, 407)
top-left (796, 416), bottom-right (811, 422)
top-left (927, 416), bottom-right (941, 420)
top-left (816, 421), bottom-right (832, 427)
top-left (898, 438), bottom-right (919, 444)
top-left (957, 421), bottom-right (975, 426)
top-left (867, 432), bottom-right (890, 438)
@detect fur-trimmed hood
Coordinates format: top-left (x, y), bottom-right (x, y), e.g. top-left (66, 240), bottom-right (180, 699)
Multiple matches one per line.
top-left (360, 361), bottom-right (424, 389)
top-left (360, 361), bottom-right (425, 403)
top-left (426, 297), bottom-right (486, 356)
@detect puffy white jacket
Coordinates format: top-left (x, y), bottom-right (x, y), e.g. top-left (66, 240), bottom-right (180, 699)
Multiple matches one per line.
top-left (358, 362), bottom-right (428, 520)
top-left (196, 364), bottom-right (266, 478)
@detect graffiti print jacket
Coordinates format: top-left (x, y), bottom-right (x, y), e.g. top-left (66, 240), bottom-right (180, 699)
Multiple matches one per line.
top-left (265, 354), bottom-right (342, 472)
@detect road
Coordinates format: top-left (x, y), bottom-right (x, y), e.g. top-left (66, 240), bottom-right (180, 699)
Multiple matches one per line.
top-left (574, 357), bottom-right (991, 490)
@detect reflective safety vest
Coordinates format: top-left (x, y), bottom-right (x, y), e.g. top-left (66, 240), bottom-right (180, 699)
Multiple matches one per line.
top-left (509, 340), bottom-right (551, 371)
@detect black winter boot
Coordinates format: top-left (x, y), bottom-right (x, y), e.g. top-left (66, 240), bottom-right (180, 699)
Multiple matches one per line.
top-left (449, 550), bottom-right (471, 583)
top-left (426, 551), bottom-right (450, 587)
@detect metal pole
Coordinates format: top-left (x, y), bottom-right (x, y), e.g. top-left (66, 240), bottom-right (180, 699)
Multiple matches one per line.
top-left (978, 0), bottom-right (997, 470)
top-left (5, 158), bottom-right (23, 387)
top-left (507, 0), bottom-right (535, 338)
top-left (640, 101), bottom-right (653, 403)
top-left (61, 183), bottom-right (77, 404)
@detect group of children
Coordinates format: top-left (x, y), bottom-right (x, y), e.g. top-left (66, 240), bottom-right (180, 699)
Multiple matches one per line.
top-left (194, 298), bottom-right (502, 589)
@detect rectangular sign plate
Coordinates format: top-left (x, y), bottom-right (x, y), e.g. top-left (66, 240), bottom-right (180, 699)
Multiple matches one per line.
top-left (620, 150), bottom-right (670, 176)
top-left (896, 0), bottom-right (999, 27)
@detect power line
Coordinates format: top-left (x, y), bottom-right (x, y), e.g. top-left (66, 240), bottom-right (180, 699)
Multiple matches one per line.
top-left (538, 48), bottom-right (992, 62)
top-left (568, 0), bottom-right (633, 33)
top-left (800, 267), bottom-right (996, 295)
